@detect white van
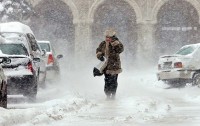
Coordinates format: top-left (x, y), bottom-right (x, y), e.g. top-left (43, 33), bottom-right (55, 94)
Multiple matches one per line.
top-left (0, 22), bottom-right (46, 99)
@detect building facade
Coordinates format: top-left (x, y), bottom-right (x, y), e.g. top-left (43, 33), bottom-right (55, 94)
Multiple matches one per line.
top-left (29, 0), bottom-right (200, 62)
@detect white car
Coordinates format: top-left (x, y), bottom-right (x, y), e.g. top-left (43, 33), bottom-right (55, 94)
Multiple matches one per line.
top-left (0, 22), bottom-right (47, 100)
top-left (157, 43), bottom-right (200, 86)
top-left (0, 41), bottom-right (39, 100)
top-left (37, 41), bottom-right (63, 78)
top-left (0, 22), bottom-right (47, 89)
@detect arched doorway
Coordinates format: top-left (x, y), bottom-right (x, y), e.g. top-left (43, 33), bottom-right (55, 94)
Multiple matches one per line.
top-left (155, 0), bottom-right (199, 57)
top-left (91, 0), bottom-right (138, 65)
top-left (29, 0), bottom-right (75, 57)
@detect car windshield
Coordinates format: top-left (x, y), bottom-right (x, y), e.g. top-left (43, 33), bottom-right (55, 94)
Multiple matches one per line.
top-left (38, 43), bottom-right (50, 52)
top-left (175, 46), bottom-right (196, 55)
top-left (0, 44), bottom-right (28, 56)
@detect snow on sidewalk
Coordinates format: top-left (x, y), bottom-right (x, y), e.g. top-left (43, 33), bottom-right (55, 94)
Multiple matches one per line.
top-left (0, 96), bottom-right (95, 126)
top-left (1, 68), bottom-right (200, 126)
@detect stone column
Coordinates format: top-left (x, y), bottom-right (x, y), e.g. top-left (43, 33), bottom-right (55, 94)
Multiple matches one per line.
top-left (74, 20), bottom-right (93, 65)
top-left (137, 21), bottom-right (156, 65)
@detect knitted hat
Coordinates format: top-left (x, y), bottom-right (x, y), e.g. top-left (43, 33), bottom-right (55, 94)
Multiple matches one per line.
top-left (104, 28), bottom-right (116, 37)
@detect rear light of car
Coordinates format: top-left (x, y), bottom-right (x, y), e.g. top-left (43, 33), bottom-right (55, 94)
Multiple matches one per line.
top-left (158, 64), bottom-right (161, 70)
top-left (48, 54), bottom-right (54, 65)
top-left (174, 62), bottom-right (183, 68)
top-left (28, 62), bottom-right (34, 73)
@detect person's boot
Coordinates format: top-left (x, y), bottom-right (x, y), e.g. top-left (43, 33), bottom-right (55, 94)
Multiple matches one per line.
top-left (106, 93), bottom-right (112, 100)
top-left (110, 93), bottom-right (115, 100)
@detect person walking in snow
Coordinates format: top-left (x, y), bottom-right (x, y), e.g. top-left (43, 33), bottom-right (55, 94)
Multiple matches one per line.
top-left (96, 29), bottom-right (124, 99)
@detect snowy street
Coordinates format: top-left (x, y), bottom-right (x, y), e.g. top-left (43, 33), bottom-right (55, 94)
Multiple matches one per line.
top-left (1, 67), bottom-right (200, 126)
top-left (1, 0), bottom-right (200, 126)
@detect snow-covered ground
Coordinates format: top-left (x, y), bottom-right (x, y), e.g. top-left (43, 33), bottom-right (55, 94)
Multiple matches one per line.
top-left (1, 65), bottom-right (200, 126)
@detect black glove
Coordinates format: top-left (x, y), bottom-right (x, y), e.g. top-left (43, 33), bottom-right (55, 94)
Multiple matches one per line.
top-left (99, 56), bottom-right (105, 61)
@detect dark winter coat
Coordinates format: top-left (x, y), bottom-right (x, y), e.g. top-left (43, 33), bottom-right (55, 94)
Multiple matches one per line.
top-left (96, 39), bottom-right (124, 75)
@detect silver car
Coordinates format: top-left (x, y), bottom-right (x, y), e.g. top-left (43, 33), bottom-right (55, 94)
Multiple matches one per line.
top-left (37, 41), bottom-right (63, 79)
top-left (157, 43), bottom-right (200, 86)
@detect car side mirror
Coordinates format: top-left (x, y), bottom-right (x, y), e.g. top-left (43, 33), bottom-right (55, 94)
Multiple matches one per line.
top-left (33, 58), bottom-right (40, 62)
top-left (57, 54), bottom-right (63, 59)
top-left (41, 49), bottom-right (46, 56)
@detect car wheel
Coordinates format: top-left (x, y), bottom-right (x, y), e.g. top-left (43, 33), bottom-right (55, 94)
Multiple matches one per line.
top-left (192, 73), bottom-right (200, 87)
top-left (0, 82), bottom-right (7, 108)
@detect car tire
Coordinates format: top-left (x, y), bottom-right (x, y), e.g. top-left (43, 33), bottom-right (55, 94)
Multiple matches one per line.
top-left (0, 81), bottom-right (7, 108)
top-left (192, 73), bottom-right (200, 87)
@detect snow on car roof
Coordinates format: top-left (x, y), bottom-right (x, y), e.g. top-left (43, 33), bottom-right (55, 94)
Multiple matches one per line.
top-left (0, 36), bottom-right (27, 50)
top-left (2, 41), bottom-right (24, 45)
top-left (181, 43), bottom-right (200, 49)
top-left (0, 36), bottom-right (19, 44)
top-left (160, 43), bottom-right (200, 58)
top-left (0, 22), bottom-right (34, 35)
top-left (37, 40), bottom-right (50, 43)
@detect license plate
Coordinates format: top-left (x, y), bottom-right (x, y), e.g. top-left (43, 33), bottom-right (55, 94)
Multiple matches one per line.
top-left (163, 62), bottom-right (172, 70)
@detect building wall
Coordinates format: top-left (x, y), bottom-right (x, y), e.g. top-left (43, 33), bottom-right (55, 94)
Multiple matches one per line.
top-left (30, 0), bottom-right (200, 62)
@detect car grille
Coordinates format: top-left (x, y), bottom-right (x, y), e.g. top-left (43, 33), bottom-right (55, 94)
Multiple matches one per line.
top-left (163, 62), bottom-right (172, 70)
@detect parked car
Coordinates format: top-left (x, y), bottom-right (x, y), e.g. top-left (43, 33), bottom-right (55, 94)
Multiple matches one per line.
top-left (0, 40), bottom-right (40, 100)
top-left (0, 22), bottom-right (46, 99)
top-left (0, 22), bottom-right (47, 86)
top-left (157, 43), bottom-right (200, 86)
top-left (0, 57), bottom-right (9, 108)
top-left (37, 41), bottom-right (63, 78)
top-left (37, 44), bottom-right (47, 88)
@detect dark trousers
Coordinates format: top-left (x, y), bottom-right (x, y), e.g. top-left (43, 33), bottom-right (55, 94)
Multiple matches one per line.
top-left (104, 74), bottom-right (118, 97)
